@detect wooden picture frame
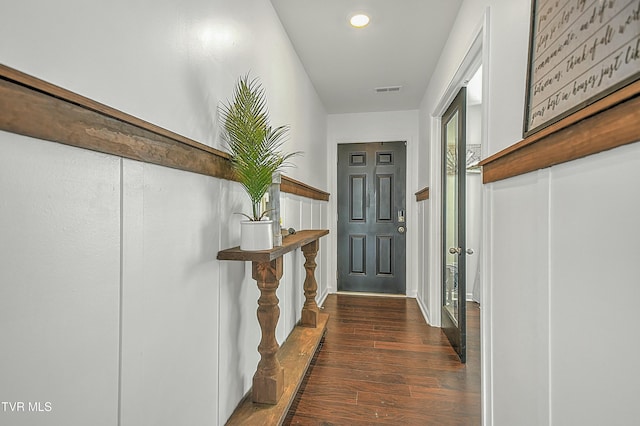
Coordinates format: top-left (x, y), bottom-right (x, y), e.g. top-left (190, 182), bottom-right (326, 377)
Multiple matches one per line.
top-left (523, 0), bottom-right (640, 137)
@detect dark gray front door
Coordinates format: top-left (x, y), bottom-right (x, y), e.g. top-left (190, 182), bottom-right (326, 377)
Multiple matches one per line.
top-left (337, 141), bottom-right (406, 294)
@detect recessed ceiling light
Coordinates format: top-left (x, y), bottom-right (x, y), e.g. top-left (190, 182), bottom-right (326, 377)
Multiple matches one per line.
top-left (350, 14), bottom-right (370, 28)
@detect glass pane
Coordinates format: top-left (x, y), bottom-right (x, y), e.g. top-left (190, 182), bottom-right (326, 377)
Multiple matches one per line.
top-left (444, 111), bottom-right (459, 325)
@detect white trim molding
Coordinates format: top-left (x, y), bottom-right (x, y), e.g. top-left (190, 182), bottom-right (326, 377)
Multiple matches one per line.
top-left (427, 7), bottom-right (493, 426)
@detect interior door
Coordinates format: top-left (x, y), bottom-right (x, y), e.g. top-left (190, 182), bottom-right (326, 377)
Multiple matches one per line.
top-left (337, 141), bottom-right (406, 294)
top-left (442, 88), bottom-right (467, 363)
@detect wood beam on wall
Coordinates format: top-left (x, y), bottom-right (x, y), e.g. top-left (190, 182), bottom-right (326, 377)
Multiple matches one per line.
top-left (281, 176), bottom-right (330, 201)
top-left (480, 80), bottom-right (640, 184)
top-left (0, 64), bottom-right (329, 201)
top-left (415, 187), bottom-right (429, 202)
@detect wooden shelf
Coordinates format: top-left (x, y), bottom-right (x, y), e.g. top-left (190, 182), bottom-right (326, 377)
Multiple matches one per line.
top-left (226, 312), bottom-right (328, 425)
top-left (217, 229), bottom-right (329, 263)
top-left (415, 186), bottom-right (430, 202)
top-left (217, 229), bottom-right (329, 407)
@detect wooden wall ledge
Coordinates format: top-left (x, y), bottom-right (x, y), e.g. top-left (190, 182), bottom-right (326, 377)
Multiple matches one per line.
top-left (415, 187), bottom-right (429, 202)
top-left (0, 64), bottom-right (330, 201)
top-left (480, 80), bottom-right (640, 184)
top-left (281, 176), bottom-right (329, 201)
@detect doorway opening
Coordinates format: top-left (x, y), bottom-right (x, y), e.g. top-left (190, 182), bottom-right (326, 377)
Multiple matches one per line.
top-left (424, 10), bottom-right (490, 423)
top-left (441, 86), bottom-right (468, 363)
top-left (439, 65), bottom-right (483, 363)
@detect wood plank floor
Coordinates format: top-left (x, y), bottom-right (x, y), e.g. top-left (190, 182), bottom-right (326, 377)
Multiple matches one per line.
top-left (285, 294), bottom-right (480, 425)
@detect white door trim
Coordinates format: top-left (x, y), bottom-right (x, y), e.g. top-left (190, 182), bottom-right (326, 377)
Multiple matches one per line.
top-left (427, 7), bottom-right (493, 425)
top-left (326, 130), bottom-right (419, 298)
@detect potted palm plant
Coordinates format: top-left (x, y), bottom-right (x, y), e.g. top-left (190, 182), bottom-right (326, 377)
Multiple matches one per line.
top-left (220, 74), bottom-right (299, 250)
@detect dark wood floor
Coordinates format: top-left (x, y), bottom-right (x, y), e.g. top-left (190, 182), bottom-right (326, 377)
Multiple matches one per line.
top-left (285, 294), bottom-right (480, 425)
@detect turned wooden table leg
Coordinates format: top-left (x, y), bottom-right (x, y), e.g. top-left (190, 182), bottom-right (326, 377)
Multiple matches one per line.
top-left (301, 240), bottom-right (320, 327)
top-left (252, 258), bottom-right (284, 404)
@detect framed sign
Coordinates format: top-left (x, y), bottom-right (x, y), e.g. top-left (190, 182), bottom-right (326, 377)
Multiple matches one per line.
top-left (523, 0), bottom-right (640, 137)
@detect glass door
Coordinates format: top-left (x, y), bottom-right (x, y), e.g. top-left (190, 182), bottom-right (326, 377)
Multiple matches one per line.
top-left (441, 87), bottom-right (467, 363)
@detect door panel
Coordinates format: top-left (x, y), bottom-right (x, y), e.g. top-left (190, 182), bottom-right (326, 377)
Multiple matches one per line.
top-left (376, 236), bottom-right (393, 275)
top-left (441, 88), bottom-right (467, 363)
top-left (350, 175), bottom-right (366, 221)
top-left (350, 235), bottom-right (366, 274)
top-left (337, 142), bottom-right (406, 294)
top-left (376, 174), bottom-right (393, 221)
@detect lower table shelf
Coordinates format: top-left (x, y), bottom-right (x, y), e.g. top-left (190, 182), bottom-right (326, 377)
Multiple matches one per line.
top-left (226, 312), bottom-right (329, 426)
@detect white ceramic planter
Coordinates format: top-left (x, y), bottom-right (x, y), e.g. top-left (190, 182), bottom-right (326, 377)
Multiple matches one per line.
top-left (240, 220), bottom-right (274, 251)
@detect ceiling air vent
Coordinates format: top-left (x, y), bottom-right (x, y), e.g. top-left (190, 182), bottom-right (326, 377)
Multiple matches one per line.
top-left (374, 86), bottom-right (402, 93)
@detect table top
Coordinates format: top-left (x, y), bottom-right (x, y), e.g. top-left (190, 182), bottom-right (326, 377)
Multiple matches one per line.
top-left (217, 229), bottom-right (329, 263)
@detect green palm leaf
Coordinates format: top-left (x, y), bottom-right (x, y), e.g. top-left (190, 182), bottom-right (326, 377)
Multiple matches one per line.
top-left (219, 74), bottom-right (301, 220)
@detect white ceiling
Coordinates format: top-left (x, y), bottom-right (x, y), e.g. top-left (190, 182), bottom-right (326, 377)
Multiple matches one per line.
top-left (270, 0), bottom-right (463, 114)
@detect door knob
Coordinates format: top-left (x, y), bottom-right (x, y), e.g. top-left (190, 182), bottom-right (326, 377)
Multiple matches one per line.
top-left (449, 247), bottom-right (461, 255)
top-left (466, 248), bottom-right (474, 255)
top-left (398, 226), bottom-right (406, 234)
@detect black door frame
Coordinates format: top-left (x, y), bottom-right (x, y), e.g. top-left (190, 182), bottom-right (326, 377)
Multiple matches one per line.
top-left (441, 87), bottom-right (467, 363)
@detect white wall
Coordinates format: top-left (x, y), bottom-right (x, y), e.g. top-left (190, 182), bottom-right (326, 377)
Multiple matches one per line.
top-left (0, 1), bottom-right (327, 425)
top-left (548, 144), bottom-right (640, 425)
top-left (0, 136), bottom-right (121, 426)
top-left (416, 199), bottom-right (431, 319)
top-left (418, 0), bottom-right (640, 425)
top-left (326, 110), bottom-right (420, 296)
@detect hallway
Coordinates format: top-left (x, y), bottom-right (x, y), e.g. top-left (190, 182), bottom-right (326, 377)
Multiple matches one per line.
top-left (286, 295), bottom-right (480, 425)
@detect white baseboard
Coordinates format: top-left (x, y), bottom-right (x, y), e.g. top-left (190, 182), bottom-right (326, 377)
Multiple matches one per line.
top-left (416, 296), bottom-right (432, 325)
top-left (335, 291), bottom-right (407, 298)
top-left (317, 289), bottom-right (329, 307)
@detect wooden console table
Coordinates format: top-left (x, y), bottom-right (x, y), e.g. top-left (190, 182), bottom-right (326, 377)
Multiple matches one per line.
top-left (217, 229), bottom-right (329, 410)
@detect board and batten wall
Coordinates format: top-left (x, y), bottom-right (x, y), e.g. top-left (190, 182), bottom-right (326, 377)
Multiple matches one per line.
top-left (0, 1), bottom-right (328, 425)
top-left (419, 0), bottom-right (640, 425)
